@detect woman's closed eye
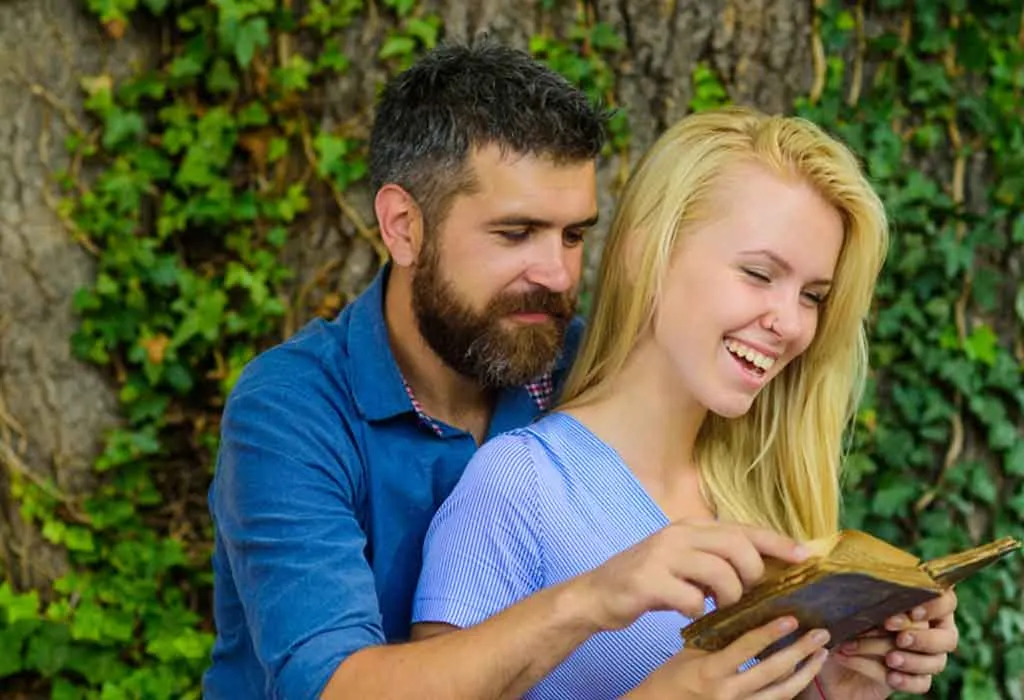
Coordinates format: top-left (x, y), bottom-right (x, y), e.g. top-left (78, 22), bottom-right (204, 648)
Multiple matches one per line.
top-left (801, 289), bottom-right (828, 306)
top-left (742, 267), bottom-right (772, 283)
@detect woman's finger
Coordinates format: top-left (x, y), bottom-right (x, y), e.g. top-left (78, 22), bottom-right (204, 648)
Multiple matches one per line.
top-left (728, 626), bottom-right (830, 696)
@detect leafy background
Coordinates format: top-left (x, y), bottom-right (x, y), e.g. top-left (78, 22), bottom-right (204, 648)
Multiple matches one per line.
top-left (0, 0), bottom-right (1021, 698)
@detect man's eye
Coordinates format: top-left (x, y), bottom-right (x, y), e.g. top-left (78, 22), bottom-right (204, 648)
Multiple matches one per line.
top-left (496, 229), bottom-right (530, 242)
top-left (563, 229), bottom-right (586, 246)
top-left (743, 268), bottom-right (771, 283)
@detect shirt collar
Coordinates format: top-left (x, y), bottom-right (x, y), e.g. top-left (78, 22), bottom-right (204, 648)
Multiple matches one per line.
top-left (347, 265), bottom-right (417, 422)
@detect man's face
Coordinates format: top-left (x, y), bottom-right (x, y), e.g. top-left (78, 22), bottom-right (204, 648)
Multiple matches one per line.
top-left (412, 145), bottom-right (598, 388)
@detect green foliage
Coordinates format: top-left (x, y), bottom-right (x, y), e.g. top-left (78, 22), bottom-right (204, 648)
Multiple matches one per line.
top-left (796, 1), bottom-right (1024, 697)
top-left (1, 0), bottom-right (1020, 698)
top-left (529, 7), bottom-right (630, 151)
top-left (2, 0), bottom-right (395, 694)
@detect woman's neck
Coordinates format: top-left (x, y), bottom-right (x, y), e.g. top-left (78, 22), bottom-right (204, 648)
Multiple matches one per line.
top-left (565, 336), bottom-right (715, 521)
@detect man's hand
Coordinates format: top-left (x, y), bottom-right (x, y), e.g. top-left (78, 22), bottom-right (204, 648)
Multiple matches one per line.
top-left (576, 520), bottom-right (810, 632)
top-left (817, 588), bottom-right (959, 699)
top-left (628, 616), bottom-right (829, 700)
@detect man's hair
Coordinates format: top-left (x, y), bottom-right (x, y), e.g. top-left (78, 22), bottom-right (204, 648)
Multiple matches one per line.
top-left (369, 39), bottom-right (609, 229)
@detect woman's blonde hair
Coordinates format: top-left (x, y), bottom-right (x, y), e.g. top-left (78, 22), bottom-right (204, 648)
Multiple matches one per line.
top-left (560, 106), bottom-right (889, 541)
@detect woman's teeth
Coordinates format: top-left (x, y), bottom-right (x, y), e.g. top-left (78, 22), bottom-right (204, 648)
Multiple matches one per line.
top-left (724, 339), bottom-right (776, 371)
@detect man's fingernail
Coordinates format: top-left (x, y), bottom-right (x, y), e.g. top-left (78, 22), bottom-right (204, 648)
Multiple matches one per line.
top-left (889, 653), bottom-right (904, 668)
top-left (840, 640), bottom-right (858, 654)
top-left (778, 617), bottom-right (797, 632)
top-left (811, 629), bottom-right (830, 645)
top-left (794, 545), bottom-right (810, 560)
top-left (911, 607), bottom-right (927, 621)
top-left (898, 633), bottom-right (914, 648)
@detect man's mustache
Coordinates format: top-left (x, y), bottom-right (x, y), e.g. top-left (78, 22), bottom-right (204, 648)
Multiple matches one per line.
top-left (488, 289), bottom-right (576, 320)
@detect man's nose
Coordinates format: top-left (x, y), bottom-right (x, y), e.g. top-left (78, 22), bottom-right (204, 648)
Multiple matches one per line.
top-left (523, 234), bottom-right (577, 293)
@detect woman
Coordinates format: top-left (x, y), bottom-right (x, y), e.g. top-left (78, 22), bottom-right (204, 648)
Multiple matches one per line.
top-left (410, 107), bottom-right (953, 699)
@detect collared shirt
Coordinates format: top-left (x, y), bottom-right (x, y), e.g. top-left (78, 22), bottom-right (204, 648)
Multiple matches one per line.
top-left (204, 267), bottom-right (582, 700)
top-left (413, 412), bottom-right (741, 700)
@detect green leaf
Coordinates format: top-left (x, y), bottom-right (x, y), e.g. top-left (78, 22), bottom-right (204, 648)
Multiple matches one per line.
top-left (234, 17), bottom-right (270, 68)
top-left (237, 102), bottom-right (270, 127)
top-left (0, 584), bottom-right (40, 625)
top-left (102, 109), bottom-right (146, 149)
top-left (268, 137), bottom-right (289, 162)
top-left (64, 526), bottom-right (96, 553)
top-left (0, 625), bottom-right (26, 676)
top-left (963, 324), bottom-right (998, 366)
top-left (872, 481), bottom-right (917, 517)
top-left (24, 623), bottom-right (71, 676)
top-left (969, 466), bottom-right (998, 505)
top-left (384, 0), bottom-right (415, 16)
top-left (1007, 442), bottom-right (1024, 477)
top-left (207, 58), bottom-right (240, 94)
top-left (379, 35), bottom-right (416, 60)
top-left (404, 17), bottom-right (439, 49)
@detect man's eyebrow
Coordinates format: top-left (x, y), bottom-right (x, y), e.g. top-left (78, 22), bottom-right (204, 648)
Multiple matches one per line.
top-left (486, 214), bottom-right (600, 229)
top-left (741, 249), bottom-right (833, 285)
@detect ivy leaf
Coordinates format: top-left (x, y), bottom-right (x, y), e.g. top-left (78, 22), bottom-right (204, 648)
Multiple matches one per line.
top-left (872, 481), bottom-right (918, 517)
top-left (0, 626), bottom-right (26, 676)
top-left (207, 58), bottom-right (240, 94)
top-left (379, 35), bottom-right (416, 60)
top-left (142, 0), bottom-right (168, 14)
top-left (963, 324), bottom-right (998, 366)
top-left (24, 623), bottom-right (71, 676)
top-left (404, 17), bottom-right (439, 49)
top-left (383, 0), bottom-right (415, 16)
top-left (0, 584), bottom-right (40, 625)
top-left (968, 466), bottom-right (998, 505)
top-left (102, 108), bottom-right (146, 149)
top-left (234, 17), bottom-right (270, 68)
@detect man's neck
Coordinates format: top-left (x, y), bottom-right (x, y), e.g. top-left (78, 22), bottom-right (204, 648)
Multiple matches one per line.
top-left (384, 268), bottom-right (495, 442)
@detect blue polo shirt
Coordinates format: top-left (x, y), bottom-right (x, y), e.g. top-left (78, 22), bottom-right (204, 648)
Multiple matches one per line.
top-left (204, 267), bottom-right (582, 700)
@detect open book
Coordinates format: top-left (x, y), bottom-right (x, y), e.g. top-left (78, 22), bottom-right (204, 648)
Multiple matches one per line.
top-left (681, 530), bottom-right (1020, 656)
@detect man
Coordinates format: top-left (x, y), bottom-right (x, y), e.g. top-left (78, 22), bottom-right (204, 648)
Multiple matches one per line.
top-left (205, 41), bottom-right (958, 699)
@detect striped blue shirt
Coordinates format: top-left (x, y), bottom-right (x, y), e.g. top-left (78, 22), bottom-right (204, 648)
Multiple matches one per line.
top-left (413, 412), bottom-right (724, 699)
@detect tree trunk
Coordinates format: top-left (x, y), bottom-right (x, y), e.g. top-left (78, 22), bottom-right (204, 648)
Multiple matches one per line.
top-left (0, 0), bottom-right (150, 591)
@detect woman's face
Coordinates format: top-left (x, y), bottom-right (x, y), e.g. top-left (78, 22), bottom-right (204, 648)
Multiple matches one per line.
top-left (651, 163), bottom-right (845, 419)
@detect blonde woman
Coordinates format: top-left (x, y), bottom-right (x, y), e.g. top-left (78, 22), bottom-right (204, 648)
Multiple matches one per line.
top-left (411, 107), bottom-right (958, 699)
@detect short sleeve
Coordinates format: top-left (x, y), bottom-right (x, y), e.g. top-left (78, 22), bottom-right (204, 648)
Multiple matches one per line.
top-left (412, 432), bottom-right (544, 628)
top-left (211, 372), bottom-right (384, 699)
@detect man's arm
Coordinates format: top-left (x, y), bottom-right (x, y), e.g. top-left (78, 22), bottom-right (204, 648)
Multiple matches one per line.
top-left (323, 578), bottom-right (599, 699)
top-left (213, 375), bottom-right (386, 699)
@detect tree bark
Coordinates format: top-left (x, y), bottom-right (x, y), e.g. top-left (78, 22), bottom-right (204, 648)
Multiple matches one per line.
top-left (0, 0), bottom-right (150, 591)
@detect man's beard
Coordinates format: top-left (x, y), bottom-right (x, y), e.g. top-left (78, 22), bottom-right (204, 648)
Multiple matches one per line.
top-left (411, 241), bottom-right (576, 388)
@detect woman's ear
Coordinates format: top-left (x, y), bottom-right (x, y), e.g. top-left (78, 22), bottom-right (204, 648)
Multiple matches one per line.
top-left (375, 184), bottom-right (424, 267)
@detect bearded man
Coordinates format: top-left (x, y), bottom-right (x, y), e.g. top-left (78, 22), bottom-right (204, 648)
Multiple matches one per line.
top-left (205, 40), bottom-right (606, 700)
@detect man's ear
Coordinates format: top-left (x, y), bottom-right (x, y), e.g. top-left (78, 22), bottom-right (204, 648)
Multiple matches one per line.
top-left (375, 184), bottom-right (424, 267)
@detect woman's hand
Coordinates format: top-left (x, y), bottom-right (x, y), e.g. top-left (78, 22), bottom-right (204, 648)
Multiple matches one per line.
top-left (628, 616), bottom-right (830, 700)
top-left (816, 589), bottom-right (959, 699)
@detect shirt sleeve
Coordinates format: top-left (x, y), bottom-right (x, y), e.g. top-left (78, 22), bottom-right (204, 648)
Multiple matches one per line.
top-left (412, 432), bottom-right (544, 628)
top-left (211, 373), bottom-right (384, 700)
